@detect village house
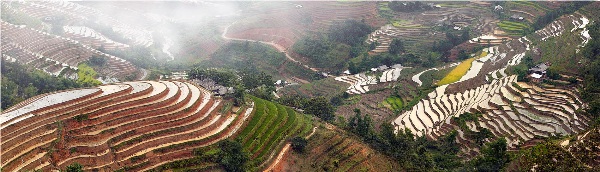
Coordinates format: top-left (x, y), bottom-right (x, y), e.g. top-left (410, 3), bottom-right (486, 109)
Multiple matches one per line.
top-left (528, 62), bottom-right (551, 82)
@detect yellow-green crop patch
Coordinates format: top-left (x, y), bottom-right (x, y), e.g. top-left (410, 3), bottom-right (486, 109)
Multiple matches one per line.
top-left (383, 96), bottom-right (403, 111)
top-left (437, 57), bottom-right (476, 85)
top-left (498, 21), bottom-right (532, 36)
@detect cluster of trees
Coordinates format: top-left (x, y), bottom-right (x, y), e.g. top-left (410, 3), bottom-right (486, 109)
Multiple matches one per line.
top-left (512, 54), bottom-right (534, 82)
top-left (188, 67), bottom-right (276, 105)
top-left (388, 1), bottom-right (435, 12)
top-left (388, 39), bottom-right (406, 55)
top-left (76, 63), bottom-right (102, 86)
top-left (432, 29), bottom-right (470, 54)
top-left (452, 112), bottom-right (494, 146)
top-left (342, 108), bottom-right (510, 171)
top-left (1, 60), bottom-right (85, 110)
top-left (88, 55), bottom-right (107, 67)
top-left (292, 20), bottom-right (372, 70)
top-left (291, 136), bottom-right (308, 153)
top-left (216, 139), bottom-right (248, 172)
top-left (276, 95), bottom-right (336, 122)
top-left (196, 41), bottom-right (314, 81)
top-left (581, 22), bottom-right (600, 123)
top-left (62, 163), bottom-right (84, 172)
top-left (162, 139), bottom-right (249, 172)
top-left (293, 37), bottom-right (350, 69)
top-left (509, 141), bottom-right (588, 171)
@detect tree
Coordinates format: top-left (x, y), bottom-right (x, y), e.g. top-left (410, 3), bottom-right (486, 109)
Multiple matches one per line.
top-left (461, 28), bottom-right (470, 43)
top-left (63, 163), bottom-right (84, 172)
top-left (370, 41), bottom-right (377, 50)
top-left (304, 97), bottom-right (335, 121)
top-left (291, 136), bottom-right (308, 153)
top-left (458, 49), bottom-right (469, 60)
top-left (217, 140), bottom-right (248, 172)
top-left (522, 54), bottom-right (534, 68)
top-left (389, 39), bottom-right (405, 55)
top-left (470, 138), bottom-right (510, 171)
top-left (23, 83), bottom-right (38, 98)
top-left (328, 20), bottom-right (372, 46)
top-left (348, 61), bottom-right (359, 74)
top-left (89, 55), bottom-right (107, 67)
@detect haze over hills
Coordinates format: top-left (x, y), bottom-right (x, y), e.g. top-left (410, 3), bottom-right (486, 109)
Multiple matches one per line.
top-left (1, 1), bottom-right (600, 171)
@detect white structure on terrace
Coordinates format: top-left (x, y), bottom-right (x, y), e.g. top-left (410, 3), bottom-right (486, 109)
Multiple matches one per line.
top-left (335, 74), bottom-right (378, 94)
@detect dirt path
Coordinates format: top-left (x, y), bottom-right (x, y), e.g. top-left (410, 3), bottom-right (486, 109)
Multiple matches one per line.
top-left (263, 126), bottom-right (318, 172)
top-left (221, 22), bottom-right (319, 73)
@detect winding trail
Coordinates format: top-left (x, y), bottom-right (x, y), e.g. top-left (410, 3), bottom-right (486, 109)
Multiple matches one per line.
top-left (263, 127), bottom-right (317, 172)
top-left (221, 22), bottom-right (319, 73)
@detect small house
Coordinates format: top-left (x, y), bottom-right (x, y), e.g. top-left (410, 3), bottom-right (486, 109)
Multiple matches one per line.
top-left (528, 62), bottom-right (551, 82)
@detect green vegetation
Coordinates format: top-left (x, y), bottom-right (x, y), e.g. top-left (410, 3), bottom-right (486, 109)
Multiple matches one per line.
top-left (383, 96), bottom-right (403, 112)
top-left (62, 163), bottom-right (84, 172)
top-left (432, 29), bottom-right (471, 55)
top-left (292, 20), bottom-right (372, 70)
top-left (303, 96), bottom-right (336, 122)
top-left (76, 63), bottom-right (102, 86)
top-left (377, 2), bottom-right (394, 19)
top-left (581, 22), bottom-right (600, 123)
top-left (291, 136), bottom-right (308, 153)
top-left (509, 1), bottom-right (550, 12)
top-left (498, 20), bottom-right (532, 36)
top-left (195, 41), bottom-right (305, 80)
top-left (347, 109), bottom-right (464, 170)
top-left (532, 2), bottom-right (590, 31)
top-left (388, 39), bottom-right (406, 55)
top-left (509, 141), bottom-right (587, 171)
top-left (217, 139), bottom-right (249, 172)
top-left (236, 96), bottom-right (313, 170)
top-left (188, 67), bottom-right (277, 104)
top-left (73, 114), bottom-right (89, 122)
top-left (467, 138), bottom-right (510, 171)
top-left (1, 60), bottom-right (85, 110)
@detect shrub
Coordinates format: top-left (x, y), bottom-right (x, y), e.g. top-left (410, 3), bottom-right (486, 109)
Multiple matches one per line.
top-left (291, 136), bottom-right (308, 153)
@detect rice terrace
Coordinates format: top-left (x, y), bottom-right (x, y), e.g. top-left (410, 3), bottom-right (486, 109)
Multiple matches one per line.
top-left (1, 1), bottom-right (600, 171)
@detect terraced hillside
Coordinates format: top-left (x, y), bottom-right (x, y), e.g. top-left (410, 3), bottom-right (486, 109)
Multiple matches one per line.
top-left (370, 2), bottom-right (496, 53)
top-left (280, 126), bottom-right (399, 172)
top-left (235, 96), bottom-right (314, 171)
top-left (2, 1), bottom-right (154, 47)
top-left (393, 12), bottom-right (593, 153)
top-left (0, 80), bottom-right (253, 171)
top-left (1, 21), bottom-right (140, 80)
top-left (0, 81), bottom-right (318, 171)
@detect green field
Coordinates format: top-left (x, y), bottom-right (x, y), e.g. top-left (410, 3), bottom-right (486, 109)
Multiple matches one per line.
top-left (236, 96), bottom-right (314, 170)
top-left (498, 21), bottom-right (532, 36)
top-left (508, 1), bottom-right (550, 12)
top-left (383, 96), bottom-right (403, 111)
